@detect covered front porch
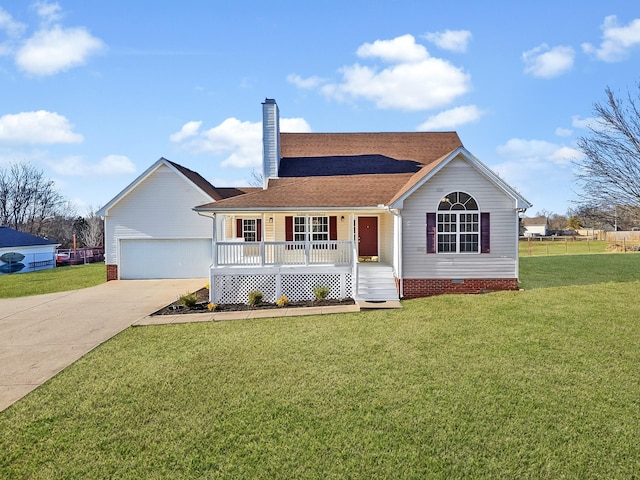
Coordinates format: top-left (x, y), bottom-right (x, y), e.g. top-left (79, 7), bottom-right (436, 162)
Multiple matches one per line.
top-left (206, 210), bottom-right (401, 304)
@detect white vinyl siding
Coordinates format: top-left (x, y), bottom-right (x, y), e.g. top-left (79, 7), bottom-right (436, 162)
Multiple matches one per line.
top-left (378, 213), bottom-right (394, 264)
top-left (103, 164), bottom-right (214, 275)
top-left (402, 155), bottom-right (519, 279)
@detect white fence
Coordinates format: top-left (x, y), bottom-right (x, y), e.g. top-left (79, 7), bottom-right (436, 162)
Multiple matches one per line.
top-left (215, 241), bottom-right (353, 267)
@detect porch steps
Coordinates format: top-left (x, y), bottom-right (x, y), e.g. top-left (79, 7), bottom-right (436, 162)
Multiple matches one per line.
top-left (356, 263), bottom-right (400, 304)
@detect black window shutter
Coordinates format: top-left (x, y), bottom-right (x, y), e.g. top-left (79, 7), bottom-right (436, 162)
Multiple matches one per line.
top-left (236, 218), bottom-right (242, 238)
top-left (426, 213), bottom-right (436, 253)
top-left (257, 219), bottom-right (262, 242)
top-left (481, 212), bottom-right (490, 253)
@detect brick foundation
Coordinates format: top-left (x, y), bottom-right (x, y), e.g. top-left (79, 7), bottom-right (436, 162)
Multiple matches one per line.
top-left (401, 278), bottom-right (518, 298)
top-left (106, 264), bottom-right (118, 281)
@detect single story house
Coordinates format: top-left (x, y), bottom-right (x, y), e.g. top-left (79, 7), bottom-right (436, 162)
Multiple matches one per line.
top-left (0, 226), bottom-right (60, 275)
top-left (522, 216), bottom-right (548, 237)
top-left (100, 99), bottom-right (531, 303)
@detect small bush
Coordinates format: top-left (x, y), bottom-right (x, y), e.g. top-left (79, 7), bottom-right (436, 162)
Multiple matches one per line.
top-left (276, 294), bottom-right (289, 307)
top-left (178, 292), bottom-right (197, 308)
top-left (313, 285), bottom-right (330, 301)
top-left (248, 290), bottom-right (263, 306)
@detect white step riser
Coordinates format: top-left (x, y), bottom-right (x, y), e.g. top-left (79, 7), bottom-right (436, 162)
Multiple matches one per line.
top-left (357, 264), bottom-right (399, 301)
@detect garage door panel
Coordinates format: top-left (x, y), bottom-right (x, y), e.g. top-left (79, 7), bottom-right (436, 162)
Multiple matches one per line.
top-left (120, 239), bottom-right (211, 279)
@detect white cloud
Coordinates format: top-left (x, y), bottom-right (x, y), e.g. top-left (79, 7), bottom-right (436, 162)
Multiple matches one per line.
top-left (416, 105), bottom-right (484, 130)
top-left (356, 34), bottom-right (429, 63)
top-left (173, 116), bottom-right (312, 169)
top-left (571, 115), bottom-right (599, 130)
top-left (493, 139), bottom-right (584, 212)
top-left (0, 110), bottom-right (83, 145)
top-left (281, 117), bottom-right (312, 132)
top-left (169, 120), bottom-right (202, 142)
top-left (548, 146), bottom-right (583, 164)
top-left (291, 34), bottom-right (471, 111)
top-left (33, 1), bottom-right (63, 25)
top-left (286, 74), bottom-right (327, 89)
top-left (423, 29), bottom-right (472, 53)
top-left (95, 154), bottom-right (136, 175)
top-left (16, 25), bottom-right (105, 76)
top-left (50, 154), bottom-right (136, 176)
top-left (0, 6), bottom-right (26, 38)
top-left (522, 44), bottom-right (575, 78)
top-left (555, 127), bottom-right (573, 137)
top-left (497, 138), bottom-right (583, 165)
top-left (582, 15), bottom-right (640, 62)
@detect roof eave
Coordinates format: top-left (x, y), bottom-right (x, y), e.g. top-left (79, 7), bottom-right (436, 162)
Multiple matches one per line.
top-left (193, 205), bottom-right (388, 213)
top-left (98, 158), bottom-right (218, 217)
top-left (389, 147), bottom-right (532, 210)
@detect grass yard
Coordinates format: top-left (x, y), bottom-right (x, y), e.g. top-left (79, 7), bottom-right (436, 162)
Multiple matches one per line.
top-left (0, 263), bottom-right (105, 298)
top-left (2, 255), bottom-right (640, 478)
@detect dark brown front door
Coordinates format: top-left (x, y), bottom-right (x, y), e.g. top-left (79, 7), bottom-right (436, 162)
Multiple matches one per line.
top-left (358, 217), bottom-right (378, 257)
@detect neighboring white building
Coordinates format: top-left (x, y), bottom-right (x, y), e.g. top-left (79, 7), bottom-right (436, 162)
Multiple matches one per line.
top-left (522, 216), bottom-right (548, 237)
top-left (0, 226), bottom-right (59, 275)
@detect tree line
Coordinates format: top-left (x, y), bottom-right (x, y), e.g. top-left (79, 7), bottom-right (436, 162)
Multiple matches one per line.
top-left (0, 162), bottom-right (103, 248)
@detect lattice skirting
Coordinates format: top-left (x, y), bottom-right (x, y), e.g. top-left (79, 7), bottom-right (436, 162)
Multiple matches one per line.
top-left (212, 272), bottom-right (353, 304)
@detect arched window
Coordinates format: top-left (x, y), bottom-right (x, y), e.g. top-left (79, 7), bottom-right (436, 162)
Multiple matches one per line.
top-left (433, 192), bottom-right (483, 253)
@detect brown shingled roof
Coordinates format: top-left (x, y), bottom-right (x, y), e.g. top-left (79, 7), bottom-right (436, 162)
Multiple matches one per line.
top-left (166, 159), bottom-right (249, 201)
top-left (196, 173), bottom-right (416, 210)
top-left (281, 132), bottom-right (462, 165)
top-left (195, 132), bottom-right (463, 211)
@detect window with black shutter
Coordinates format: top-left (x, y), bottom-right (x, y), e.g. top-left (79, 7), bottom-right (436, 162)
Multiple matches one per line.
top-left (426, 192), bottom-right (489, 254)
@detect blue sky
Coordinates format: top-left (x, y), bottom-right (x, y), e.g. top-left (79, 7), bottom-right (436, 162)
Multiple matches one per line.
top-left (1, 1), bottom-right (639, 216)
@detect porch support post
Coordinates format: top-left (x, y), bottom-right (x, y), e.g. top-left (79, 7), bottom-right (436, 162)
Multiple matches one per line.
top-left (392, 209), bottom-right (403, 298)
top-left (350, 213), bottom-right (358, 296)
top-left (212, 213), bottom-right (218, 267)
top-left (260, 213), bottom-right (266, 266)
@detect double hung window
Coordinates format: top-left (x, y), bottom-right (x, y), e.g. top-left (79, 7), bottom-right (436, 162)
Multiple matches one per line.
top-left (242, 219), bottom-right (257, 242)
top-left (236, 218), bottom-right (261, 242)
top-left (294, 216), bottom-right (329, 243)
top-left (437, 192), bottom-right (479, 253)
top-left (426, 192), bottom-right (489, 254)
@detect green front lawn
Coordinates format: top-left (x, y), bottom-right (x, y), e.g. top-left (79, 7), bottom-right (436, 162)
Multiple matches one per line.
top-left (0, 263), bottom-right (105, 298)
top-left (2, 255), bottom-right (640, 478)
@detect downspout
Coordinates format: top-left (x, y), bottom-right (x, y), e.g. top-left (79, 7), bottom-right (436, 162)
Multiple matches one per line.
top-left (387, 207), bottom-right (403, 298)
top-left (515, 207), bottom-right (527, 285)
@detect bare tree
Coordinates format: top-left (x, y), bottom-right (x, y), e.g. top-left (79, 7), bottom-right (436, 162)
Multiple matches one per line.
top-left (0, 163), bottom-right (68, 235)
top-left (575, 84), bottom-right (640, 211)
top-left (77, 206), bottom-right (104, 247)
top-left (40, 213), bottom-right (76, 247)
top-left (247, 169), bottom-right (263, 188)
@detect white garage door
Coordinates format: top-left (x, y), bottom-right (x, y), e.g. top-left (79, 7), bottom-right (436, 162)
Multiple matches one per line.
top-left (119, 239), bottom-right (212, 279)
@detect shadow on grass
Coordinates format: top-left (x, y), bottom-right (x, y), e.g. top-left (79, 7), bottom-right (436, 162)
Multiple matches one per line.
top-left (519, 253), bottom-right (640, 290)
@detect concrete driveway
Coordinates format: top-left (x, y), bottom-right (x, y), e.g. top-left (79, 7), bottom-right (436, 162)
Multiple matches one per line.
top-left (0, 278), bottom-right (206, 412)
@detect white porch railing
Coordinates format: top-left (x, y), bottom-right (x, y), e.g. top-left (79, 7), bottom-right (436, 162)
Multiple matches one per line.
top-left (215, 241), bottom-right (353, 266)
